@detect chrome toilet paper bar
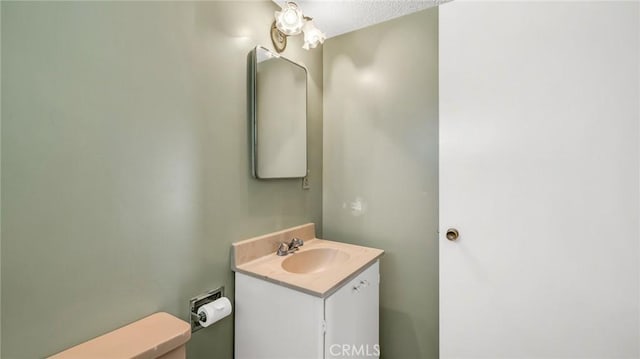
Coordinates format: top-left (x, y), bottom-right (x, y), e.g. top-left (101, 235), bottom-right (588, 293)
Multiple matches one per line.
top-left (189, 286), bottom-right (224, 333)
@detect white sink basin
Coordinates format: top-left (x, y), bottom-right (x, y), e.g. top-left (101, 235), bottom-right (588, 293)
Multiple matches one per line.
top-left (281, 248), bottom-right (350, 274)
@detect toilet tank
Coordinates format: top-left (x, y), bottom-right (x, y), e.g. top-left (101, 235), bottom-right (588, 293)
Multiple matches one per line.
top-left (49, 312), bottom-right (191, 359)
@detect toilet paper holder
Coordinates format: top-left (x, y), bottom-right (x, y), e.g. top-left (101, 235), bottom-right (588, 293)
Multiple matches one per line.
top-left (189, 286), bottom-right (224, 333)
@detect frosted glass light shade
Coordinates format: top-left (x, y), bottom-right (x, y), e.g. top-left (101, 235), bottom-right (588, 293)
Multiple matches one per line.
top-left (275, 2), bottom-right (304, 36)
top-left (302, 20), bottom-right (326, 50)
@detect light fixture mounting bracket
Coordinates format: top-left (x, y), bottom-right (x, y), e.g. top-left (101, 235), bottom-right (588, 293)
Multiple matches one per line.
top-left (270, 21), bottom-right (287, 53)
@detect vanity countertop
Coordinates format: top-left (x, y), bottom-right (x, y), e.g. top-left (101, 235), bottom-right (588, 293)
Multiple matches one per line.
top-left (231, 223), bottom-right (384, 297)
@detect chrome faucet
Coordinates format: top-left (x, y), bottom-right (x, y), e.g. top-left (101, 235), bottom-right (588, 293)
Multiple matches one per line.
top-left (276, 237), bottom-right (304, 256)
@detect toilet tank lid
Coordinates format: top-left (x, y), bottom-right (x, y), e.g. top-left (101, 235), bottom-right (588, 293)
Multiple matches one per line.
top-left (49, 312), bottom-right (191, 359)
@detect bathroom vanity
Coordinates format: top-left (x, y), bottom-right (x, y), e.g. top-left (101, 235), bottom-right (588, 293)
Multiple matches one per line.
top-left (232, 224), bottom-right (383, 359)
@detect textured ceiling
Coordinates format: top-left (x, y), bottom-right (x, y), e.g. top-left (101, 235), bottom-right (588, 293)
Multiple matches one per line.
top-left (274, 0), bottom-right (445, 38)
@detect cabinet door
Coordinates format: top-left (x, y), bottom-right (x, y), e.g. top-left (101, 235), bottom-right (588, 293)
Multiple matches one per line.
top-left (235, 273), bottom-right (324, 359)
top-left (325, 261), bottom-right (380, 359)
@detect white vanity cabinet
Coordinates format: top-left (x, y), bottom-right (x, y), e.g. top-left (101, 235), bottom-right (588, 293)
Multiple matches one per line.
top-left (234, 261), bottom-right (380, 359)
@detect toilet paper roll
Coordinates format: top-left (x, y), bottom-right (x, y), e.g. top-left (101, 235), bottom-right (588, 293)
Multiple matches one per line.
top-left (197, 297), bottom-right (232, 328)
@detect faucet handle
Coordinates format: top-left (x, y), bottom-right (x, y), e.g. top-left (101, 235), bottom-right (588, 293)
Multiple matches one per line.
top-left (290, 237), bottom-right (304, 248)
top-left (277, 242), bottom-right (290, 256)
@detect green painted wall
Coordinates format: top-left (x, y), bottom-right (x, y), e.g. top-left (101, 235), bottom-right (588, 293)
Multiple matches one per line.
top-left (322, 8), bottom-right (439, 359)
top-left (0, 2), bottom-right (3, 355)
top-left (0, 1), bottom-right (322, 358)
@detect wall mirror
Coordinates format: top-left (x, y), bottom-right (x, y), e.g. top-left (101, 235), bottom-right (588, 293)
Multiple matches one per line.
top-left (249, 46), bottom-right (308, 179)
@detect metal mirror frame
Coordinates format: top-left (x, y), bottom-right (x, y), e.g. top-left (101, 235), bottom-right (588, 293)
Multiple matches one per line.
top-left (249, 45), bottom-right (309, 179)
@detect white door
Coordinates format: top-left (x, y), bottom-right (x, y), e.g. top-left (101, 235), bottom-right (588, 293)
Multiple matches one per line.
top-left (325, 261), bottom-right (380, 359)
top-left (439, 2), bottom-right (639, 358)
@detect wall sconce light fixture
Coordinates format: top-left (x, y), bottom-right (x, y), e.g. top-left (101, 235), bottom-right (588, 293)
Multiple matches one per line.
top-left (271, 1), bottom-right (326, 53)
